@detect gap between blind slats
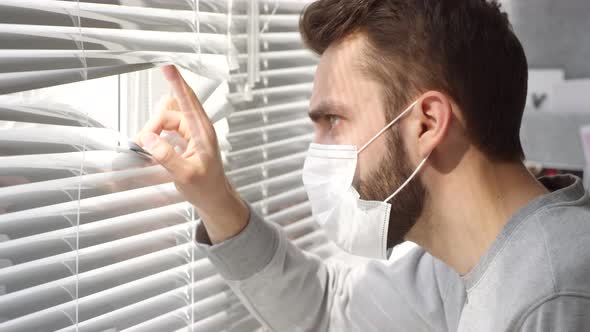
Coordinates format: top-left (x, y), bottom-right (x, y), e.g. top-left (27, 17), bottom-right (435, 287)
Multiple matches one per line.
top-left (0, 103), bottom-right (103, 127)
top-left (0, 63), bottom-right (154, 96)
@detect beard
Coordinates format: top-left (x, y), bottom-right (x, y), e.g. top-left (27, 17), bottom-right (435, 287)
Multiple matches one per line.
top-left (357, 129), bottom-right (427, 249)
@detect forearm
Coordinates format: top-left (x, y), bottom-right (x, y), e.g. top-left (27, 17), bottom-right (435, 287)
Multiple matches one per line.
top-left (195, 204), bottom-right (333, 331)
top-left (193, 180), bottom-right (249, 244)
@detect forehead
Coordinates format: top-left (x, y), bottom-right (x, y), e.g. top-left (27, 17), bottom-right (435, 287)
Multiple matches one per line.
top-left (310, 34), bottom-right (384, 115)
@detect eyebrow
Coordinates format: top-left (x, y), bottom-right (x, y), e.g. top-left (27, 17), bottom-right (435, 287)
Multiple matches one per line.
top-left (308, 101), bottom-right (350, 122)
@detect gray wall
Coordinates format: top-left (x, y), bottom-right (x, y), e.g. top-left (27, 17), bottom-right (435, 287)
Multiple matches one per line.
top-left (502, 0), bottom-right (590, 78)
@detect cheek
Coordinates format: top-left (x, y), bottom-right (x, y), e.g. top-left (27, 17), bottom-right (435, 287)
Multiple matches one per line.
top-left (356, 142), bottom-right (389, 183)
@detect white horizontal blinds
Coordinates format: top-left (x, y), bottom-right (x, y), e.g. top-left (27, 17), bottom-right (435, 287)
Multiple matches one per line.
top-left (0, 1), bottom-right (243, 332)
top-left (0, 1), bottom-right (331, 332)
top-left (0, 0), bottom-right (235, 95)
top-left (0, 92), bottom-right (197, 332)
top-left (226, 0), bottom-right (333, 263)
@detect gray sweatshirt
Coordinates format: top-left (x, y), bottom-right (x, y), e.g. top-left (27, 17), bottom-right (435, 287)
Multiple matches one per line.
top-left (195, 175), bottom-right (590, 331)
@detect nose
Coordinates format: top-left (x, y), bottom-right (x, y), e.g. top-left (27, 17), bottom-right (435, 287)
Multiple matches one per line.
top-left (312, 130), bottom-right (334, 145)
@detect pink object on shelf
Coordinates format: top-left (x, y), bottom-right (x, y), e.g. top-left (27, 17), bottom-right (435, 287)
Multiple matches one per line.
top-left (581, 126), bottom-right (590, 166)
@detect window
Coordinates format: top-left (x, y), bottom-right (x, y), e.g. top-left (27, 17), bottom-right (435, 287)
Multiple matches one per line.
top-left (0, 1), bottom-right (327, 331)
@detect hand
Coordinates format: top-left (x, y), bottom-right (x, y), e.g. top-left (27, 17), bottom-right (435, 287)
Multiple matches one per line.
top-left (134, 65), bottom-right (249, 244)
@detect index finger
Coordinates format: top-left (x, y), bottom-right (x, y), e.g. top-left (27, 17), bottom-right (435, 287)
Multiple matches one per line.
top-left (162, 66), bottom-right (212, 138)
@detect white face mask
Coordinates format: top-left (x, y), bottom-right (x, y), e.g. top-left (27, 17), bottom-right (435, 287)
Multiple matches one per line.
top-left (302, 100), bottom-right (430, 259)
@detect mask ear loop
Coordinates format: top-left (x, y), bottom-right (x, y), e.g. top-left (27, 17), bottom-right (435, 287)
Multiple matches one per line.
top-left (358, 100), bottom-right (419, 154)
top-left (383, 153), bottom-right (431, 203)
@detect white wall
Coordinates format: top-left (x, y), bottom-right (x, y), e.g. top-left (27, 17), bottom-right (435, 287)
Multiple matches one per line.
top-left (502, 0), bottom-right (590, 78)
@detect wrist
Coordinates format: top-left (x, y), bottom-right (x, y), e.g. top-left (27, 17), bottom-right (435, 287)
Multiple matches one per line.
top-left (195, 184), bottom-right (250, 244)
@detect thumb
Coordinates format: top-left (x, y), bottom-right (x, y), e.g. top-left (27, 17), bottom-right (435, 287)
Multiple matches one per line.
top-left (140, 132), bottom-right (186, 176)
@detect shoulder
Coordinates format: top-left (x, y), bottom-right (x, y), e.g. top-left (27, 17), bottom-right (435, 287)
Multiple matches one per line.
top-left (515, 293), bottom-right (590, 331)
top-left (534, 195), bottom-right (590, 294)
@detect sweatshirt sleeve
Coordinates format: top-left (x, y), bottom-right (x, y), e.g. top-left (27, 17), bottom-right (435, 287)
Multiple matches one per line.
top-left (195, 203), bottom-right (463, 332)
top-left (517, 295), bottom-right (590, 331)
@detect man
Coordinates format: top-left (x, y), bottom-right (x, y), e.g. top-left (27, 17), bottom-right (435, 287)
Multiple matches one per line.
top-left (136, 0), bottom-right (590, 330)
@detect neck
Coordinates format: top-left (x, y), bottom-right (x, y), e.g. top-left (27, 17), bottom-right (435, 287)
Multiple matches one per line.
top-left (406, 150), bottom-right (549, 276)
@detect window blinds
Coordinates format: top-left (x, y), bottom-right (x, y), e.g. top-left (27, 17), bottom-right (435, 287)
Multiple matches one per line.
top-left (0, 0), bottom-right (328, 331)
top-left (226, 1), bottom-right (328, 269)
top-left (0, 0), bottom-right (234, 95)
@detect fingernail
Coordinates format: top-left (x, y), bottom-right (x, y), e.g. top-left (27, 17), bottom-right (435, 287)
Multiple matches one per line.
top-left (140, 132), bottom-right (159, 150)
top-left (162, 65), bottom-right (178, 81)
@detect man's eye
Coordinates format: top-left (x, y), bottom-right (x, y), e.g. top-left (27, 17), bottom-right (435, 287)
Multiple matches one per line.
top-left (327, 115), bottom-right (341, 128)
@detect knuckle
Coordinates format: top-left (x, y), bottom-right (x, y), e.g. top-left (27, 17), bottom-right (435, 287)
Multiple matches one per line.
top-left (158, 145), bottom-right (175, 164)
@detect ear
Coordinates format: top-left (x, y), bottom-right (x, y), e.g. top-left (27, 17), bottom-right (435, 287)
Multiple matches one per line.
top-left (412, 91), bottom-right (453, 158)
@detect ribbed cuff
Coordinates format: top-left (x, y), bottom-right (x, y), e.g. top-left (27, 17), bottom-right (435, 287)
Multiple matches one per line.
top-left (194, 203), bottom-right (280, 281)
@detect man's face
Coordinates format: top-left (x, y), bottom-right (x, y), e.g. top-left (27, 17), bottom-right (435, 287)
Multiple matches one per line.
top-left (308, 35), bottom-right (426, 247)
top-left (309, 35), bottom-right (389, 185)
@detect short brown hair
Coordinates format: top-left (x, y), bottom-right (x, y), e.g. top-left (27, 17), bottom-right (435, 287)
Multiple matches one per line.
top-left (300, 0), bottom-right (528, 161)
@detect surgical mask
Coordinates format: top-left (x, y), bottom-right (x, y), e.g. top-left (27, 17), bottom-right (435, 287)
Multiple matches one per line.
top-left (302, 100), bottom-right (430, 259)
